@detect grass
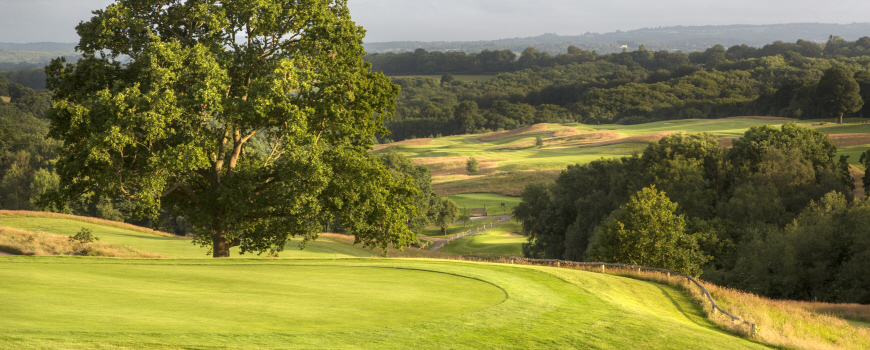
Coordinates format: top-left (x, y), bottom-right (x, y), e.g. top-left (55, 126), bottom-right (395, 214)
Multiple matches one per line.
top-left (0, 214), bottom-right (445, 259)
top-left (419, 217), bottom-right (501, 238)
top-left (0, 256), bottom-right (770, 349)
top-left (441, 221), bottom-right (525, 257)
top-left (374, 118), bottom-right (870, 196)
top-left (0, 226), bottom-right (163, 258)
top-left (447, 193), bottom-right (522, 215)
top-left (1, 95), bottom-right (10, 103)
top-left (558, 265), bottom-right (870, 350)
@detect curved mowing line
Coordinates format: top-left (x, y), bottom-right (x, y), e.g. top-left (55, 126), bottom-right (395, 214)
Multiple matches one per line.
top-left (521, 258), bottom-right (758, 333)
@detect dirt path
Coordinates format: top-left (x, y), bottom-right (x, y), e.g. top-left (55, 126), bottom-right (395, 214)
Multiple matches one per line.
top-left (422, 215), bottom-right (513, 252)
top-left (0, 250), bottom-right (15, 256)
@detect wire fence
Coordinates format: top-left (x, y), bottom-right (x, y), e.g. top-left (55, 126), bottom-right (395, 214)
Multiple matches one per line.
top-left (516, 258), bottom-right (758, 334)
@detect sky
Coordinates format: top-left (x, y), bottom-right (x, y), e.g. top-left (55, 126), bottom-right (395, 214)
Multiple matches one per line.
top-left (2, 0), bottom-right (870, 44)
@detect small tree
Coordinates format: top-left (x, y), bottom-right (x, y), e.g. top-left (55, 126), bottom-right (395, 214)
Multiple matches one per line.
top-left (535, 136), bottom-right (544, 147)
top-left (434, 197), bottom-right (459, 235)
top-left (466, 157), bottom-right (479, 174)
top-left (817, 66), bottom-right (864, 124)
top-left (457, 207), bottom-right (471, 228)
top-left (860, 149), bottom-right (870, 196)
top-left (440, 73), bottom-right (455, 85)
top-left (69, 227), bottom-right (99, 244)
top-left (586, 186), bottom-right (708, 276)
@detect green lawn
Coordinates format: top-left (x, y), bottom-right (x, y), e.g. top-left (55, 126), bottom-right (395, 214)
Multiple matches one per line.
top-left (441, 221), bottom-right (525, 257)
top-left (0, 256), bottom-right (769, 349)
top-left (447, 193), bottom-right (521, 215)
top-left (0, 217), bottom-right (382, 258)
top-left (419, 217), bottom-right (501, 238)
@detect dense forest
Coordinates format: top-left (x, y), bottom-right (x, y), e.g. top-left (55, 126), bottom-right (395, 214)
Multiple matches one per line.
top-left (514, 126), bottom-right (870, 303)
top-left (373, 36), bottom-right (870, 141)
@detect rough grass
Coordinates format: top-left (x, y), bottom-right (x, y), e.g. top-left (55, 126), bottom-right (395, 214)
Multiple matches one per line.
top-left (0, 226), bottom-right (163, 258)
top-left (0, 210), bottom-right (179, 238)
top-left (0, 214), bottom-right (447, 259)
top-left (0, 257), bottom-right (769, 349)
top-left (0, 96), bottom-right (10, 103)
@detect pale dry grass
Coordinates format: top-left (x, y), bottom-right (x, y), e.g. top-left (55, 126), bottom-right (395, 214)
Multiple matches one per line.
top-left (785, 301), bottom-right (870, 323)
top-left (372, 138), bottom-right (434, 151)
top-left (491, 131), bottom-right (621, 150)
top-left (552, 127), bottom-right (581, 138)
top-left (571, 131), bottom-right (683, 148)
top-left (0, 210), bottom-right (183, 238)
top-left (477, 123), bottom-right (555, 142)
top-left (0, 226), bottom-right (164, 258)
top-left (827, 133), bottom-right (870, 147)
top-left (0, 96), bottom-right (10, 103)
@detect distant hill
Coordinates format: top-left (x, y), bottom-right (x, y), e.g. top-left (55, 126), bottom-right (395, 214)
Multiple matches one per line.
top-left (0, 42), bottom-right (79, 70)
top-left (364, 23), bottom-right (870, 54)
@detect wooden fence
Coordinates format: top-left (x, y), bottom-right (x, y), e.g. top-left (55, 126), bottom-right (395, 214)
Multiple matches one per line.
top-left (516, 258), bottom-right (758, 334)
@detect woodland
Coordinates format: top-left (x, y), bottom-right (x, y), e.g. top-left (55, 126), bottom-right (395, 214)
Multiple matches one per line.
top-left (370, 36), bottom-right (870, 141)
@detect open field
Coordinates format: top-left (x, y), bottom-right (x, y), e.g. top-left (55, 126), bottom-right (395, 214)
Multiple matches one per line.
top-left (374, 118), bottom-right (870, 196)
top-left (0, 215), bottom-right (445, 259)
top-left (0, 256), bottom-right (771, 349)
top-left (419, 217), bottom-right (501, 238)
top-left (446, 193), bottom-right (522, 215)
top-left (441, 221), bottom-right (525, 257)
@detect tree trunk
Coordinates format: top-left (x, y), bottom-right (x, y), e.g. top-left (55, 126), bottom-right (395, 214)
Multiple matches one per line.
top-left (213, 233), bottom-right (231, 258)
top-left (839, 112), bottom-right (844, 124)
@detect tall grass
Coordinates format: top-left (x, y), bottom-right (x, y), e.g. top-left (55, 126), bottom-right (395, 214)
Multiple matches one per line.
top-left (0, 226), bottom-right (164, 258)
top-left (0, 210), bottom-right (181, 238)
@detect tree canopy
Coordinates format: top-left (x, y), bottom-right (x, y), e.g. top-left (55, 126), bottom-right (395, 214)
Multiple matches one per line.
top-left (816, 66), bottom-right (864, 124)
top-left (45, 0), bottom-right (415, 257)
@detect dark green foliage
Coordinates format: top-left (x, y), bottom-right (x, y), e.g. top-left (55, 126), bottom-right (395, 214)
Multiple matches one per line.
top-left (817, 66), bottom-right (864, 123)
top-left (379, 151), bottom-right (441, 233)
top-left (434, 197), bottom-right (459, 235)
top-left (516, 124), bottom-right (860, 301)
top-left (586, 186), bottom-right (707, 276)
top-left (466, 157), bottom-right (479, 174)
top-left (860, 150), bottom-right (870, 195)
top-left (379, 37), bottom-right (870, 142)
top-left (535, 136), bottom-right (543, 146)
top-left (69, 227), bottom-right (99, 244)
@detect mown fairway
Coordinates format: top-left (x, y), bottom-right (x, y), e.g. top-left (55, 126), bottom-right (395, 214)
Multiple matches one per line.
top-left (441, 221), bottom-right (525, 257)
top-left (0, 256), bottom-right (770, 349)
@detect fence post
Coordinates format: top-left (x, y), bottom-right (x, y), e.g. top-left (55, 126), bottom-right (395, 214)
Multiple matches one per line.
top-left (601, 264), bottom-right (605, 273)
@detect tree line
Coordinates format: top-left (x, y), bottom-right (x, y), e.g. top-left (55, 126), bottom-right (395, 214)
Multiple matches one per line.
top-left (378, 37), bottom-right (870, 142)
top-left (514, 124), bottom-right (870, 303)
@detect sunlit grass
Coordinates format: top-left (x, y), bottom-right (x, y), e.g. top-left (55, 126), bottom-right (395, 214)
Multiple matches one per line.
top-left (441, 221), bottom-right (525, 257)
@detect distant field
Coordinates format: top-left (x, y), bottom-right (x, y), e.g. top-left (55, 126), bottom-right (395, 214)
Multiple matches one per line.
top-left (375, 118), bottom-right (870, 196)
top-left (441, 221), bottom-right (525, 257)
top-left (387, 74), bottom-right (496, 82)
top-left (447, 193), bottom-right (521, 214)
top-left (0, 257), bottom-right (771, 349)
top-left (419, 217), bottom-right (500, 238)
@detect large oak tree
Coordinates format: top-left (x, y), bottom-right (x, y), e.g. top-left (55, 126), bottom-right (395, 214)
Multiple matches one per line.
top-left (45, 0), bottom-right (417, 257)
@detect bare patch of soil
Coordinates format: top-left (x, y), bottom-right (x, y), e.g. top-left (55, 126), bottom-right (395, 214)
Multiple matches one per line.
top-left (717, 138), bottom-right (735, 148)
top-left (851, 165), bottom-right (865, 199)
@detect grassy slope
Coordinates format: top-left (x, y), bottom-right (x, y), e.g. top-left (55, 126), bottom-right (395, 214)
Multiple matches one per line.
top-left (441, 221), bottom-right (525, 257)
top-left (375, 118), bottom-right (870, 196)
top-left (0, 217), bottom-right (439, 258)
top-left (0, 257), bottom-right (769, 350)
